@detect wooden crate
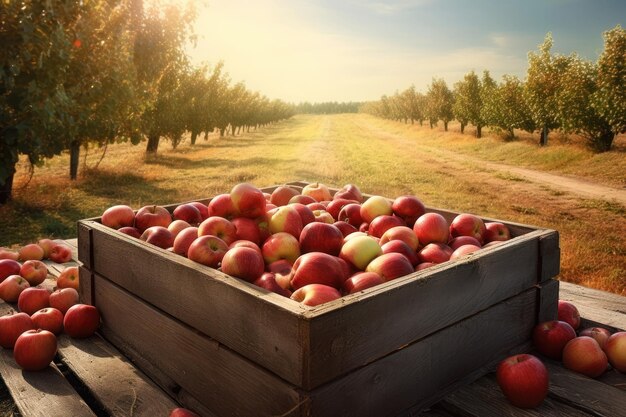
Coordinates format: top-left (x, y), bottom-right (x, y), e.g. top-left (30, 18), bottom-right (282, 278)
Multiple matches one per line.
top-left (77, 181), bottom-right (560, 417)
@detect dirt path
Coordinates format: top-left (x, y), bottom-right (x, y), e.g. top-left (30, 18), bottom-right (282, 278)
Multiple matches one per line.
top-left (357, 118), bottom-right (626, 206)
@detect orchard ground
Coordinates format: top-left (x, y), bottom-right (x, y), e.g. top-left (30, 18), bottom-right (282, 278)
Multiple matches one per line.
top-left (1, 114), bottom-right (624, 295)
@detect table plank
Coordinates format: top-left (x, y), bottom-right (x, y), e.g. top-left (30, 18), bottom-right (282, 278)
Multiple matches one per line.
top-left (559, 281), bottom-right (626, 332)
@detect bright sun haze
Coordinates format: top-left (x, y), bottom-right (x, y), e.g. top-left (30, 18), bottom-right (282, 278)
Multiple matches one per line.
top-left (188, 0), bottom-right (622, 102)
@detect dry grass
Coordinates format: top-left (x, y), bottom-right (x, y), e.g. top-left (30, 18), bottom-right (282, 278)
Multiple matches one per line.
top-left (1, 114), bottom-right (624, 295)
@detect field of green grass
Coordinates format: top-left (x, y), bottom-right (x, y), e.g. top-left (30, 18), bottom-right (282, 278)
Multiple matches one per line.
top-left (1, 113), bottom-right (624, 294)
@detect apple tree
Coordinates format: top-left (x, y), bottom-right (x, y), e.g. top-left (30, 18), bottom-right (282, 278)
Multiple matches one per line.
top-left (452, 71), bottom-right (484, 137)
top-left (425, 78), bottom-right (454, 131)
top-left (524, 34), bottom-right (573, 146)
top-left (591, 25), bottom-right (626, 150)
top-left (487, 75), bottom-right (535, 139)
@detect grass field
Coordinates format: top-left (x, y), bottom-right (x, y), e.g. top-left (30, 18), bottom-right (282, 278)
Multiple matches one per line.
top-left (1, 113), bottom-right (624, 295)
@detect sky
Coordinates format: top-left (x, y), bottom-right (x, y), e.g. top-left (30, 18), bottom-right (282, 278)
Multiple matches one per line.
top-left (187, 0), bottom-right (625, 103)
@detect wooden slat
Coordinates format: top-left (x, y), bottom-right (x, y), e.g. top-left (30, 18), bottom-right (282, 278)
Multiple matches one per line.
top-left (0, 350), bottom-right (96, 417)
top-left (308, 289), bottom-right (540, 417)
top-left (305, 230), bottom-right (548, 388)
top-left (78, 266), bottom-right (94, 305)
top-left (539, 231), bottom-right (560, 283)
top-left (56, 335), bottom-right (180, 417)
top-left (538, 279), bottom-right (559, 323)
top-left (92, 273), bottom-right (303, 417)
top-left (559, 281), bottom-right (626, 332)
top-left (544, 360), bottom-right (626, 416)
top-left (77, 222), bottom-right (93, 269)
top-left (438, 373), bottom-right (594, 417)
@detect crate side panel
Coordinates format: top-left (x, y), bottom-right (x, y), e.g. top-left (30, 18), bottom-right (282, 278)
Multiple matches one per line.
top-left (538, 278), bottom-right (559, 323)
top-left (78, 266), bottom-right (94, 305)
top-left (87, 222), bottom-right (306, 386)
top-left (309, 288), bottom-right (539, 417)
top-left (305, 231), bottom-right (543, 388)
top-left (539, 230), bottom-right (560, 282)
top-left (93, 274), bottom-right (304, 417)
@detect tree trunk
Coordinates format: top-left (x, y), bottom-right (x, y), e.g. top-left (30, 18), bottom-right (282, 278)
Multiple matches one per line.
top-left (220, 128), bottom-right (226, 137)
top-left (190, 131), bottom-right (198, 146)
top-left (460, 122), bottom-right (465, 134)
top-left (146, 134), bottom-right (160, 154)
top-left (444, 121), bottom-right (448, 131)
top-left (476, 125), bottom-right (482, 138)
top-left (429, 120), bottom-right (433, 129)
top-left (204, 131), bottom-right (209, 141)
top-left (540, 126), bottom-right (549, 146)
top-left (419, 119), bottom-right (423, 126)
top-left (508, 128), bottom-right (515, 139)
top-left (0, 170), bottom-right (15, 205)
top-left (69, 140), bottom-right (80, 180)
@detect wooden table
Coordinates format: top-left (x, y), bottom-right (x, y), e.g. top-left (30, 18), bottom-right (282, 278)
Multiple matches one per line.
top-left (0, 240), bottom-right (624, 417)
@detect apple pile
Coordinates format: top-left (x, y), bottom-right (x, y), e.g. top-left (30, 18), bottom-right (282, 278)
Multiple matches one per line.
top-left (497, 299), bottom-right (626, 408)
top-left (100, 182), bottom-right (512, 306)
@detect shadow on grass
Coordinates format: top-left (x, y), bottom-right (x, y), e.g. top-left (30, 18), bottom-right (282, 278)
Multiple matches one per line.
top-left (79, 171), bottom-right (178, 203)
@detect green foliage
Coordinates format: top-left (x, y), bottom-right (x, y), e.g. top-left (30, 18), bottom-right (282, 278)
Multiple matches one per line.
top-left (295, 102), bottom-right (361, 114)
top-left (593, 25), bottom-right (626, 138)
top-left (426, 78), bottom-right (454, 130)
top-left (452, 71), bottom-right (483, 136)
top-left (488, 75), bottom-right (536, 138)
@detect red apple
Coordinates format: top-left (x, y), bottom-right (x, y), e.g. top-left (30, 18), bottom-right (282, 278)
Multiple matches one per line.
top-left (49, 287), bottom-right (80, 314)
top-left (312, 209), bottom-right (334, 224)
top-left (31, 307), bottom-right (64, 335)
top-left (140, 226), bottom-right (174, 249)
top-left (0, 275), bottom-right (30, 302)
top-left (416, 262), bottom-right (436, 271)
top-left (118, 226), bottom-right (142, 239)
top-left (189, 202), bottom-right (210, 221)
top-left (63, 304), bottom-right (101, 338)
top-left (290, 284), bottom-right (342, 306)
top-left (360, 195), bottom-right (393, 223)
top-left (169, 407), bottom-right (201, 417)
top-left (413, 212), bottom-right (449, 245)
top-left (381, 240), bottom-right (420, 267)
top-left (0, 248), bottom-right (19, 261)
top-left (221, 247), bottom-right (265, 283)
top-left (418, 243), bottom-right (453, 264)
top-left (339, 235), bottom-right (383, 270)
top-left (261, 232), bottom-right (301, 264)
top-left (18, 287), bottom-right (51, 316)
top-left (338, 203), bottom-right (364, 228)
top-left (558, 300), bottom-right (581, 330)
top-left (13, 329), bottom-right (57, 371)
top-left (172, 226), bottom-right (199, 257)
top-left (379, 225), bottom-right (419, 250)
top-left (448, 236), bottom-right (482, 250)
top-left (198, 216), bottom-right (237, 245)
top-left (450, 244), bottom-right (481, 260)
top-left (173, 203), bottom-right (203, 225)
top-left (37, 239), bottom-right (56, 258)
top-left (229, 240), bottom-right (261, 254)
top-left (392, 195), bottom-right (426, 228)
top-left (207, 194), bottom-right (237, 219)
top-left (187, 235), bottom-right (229, 268)
top-left (48, 243), bottom-right (73, 263)
top-left (333, 221), bottom-right (358, 237)
top-left (18, 243), bottom-right (44, 261)
top-left (562, 336), bottom-right (608, 378)
top-left (496, 354), bottom-right (549, 408)
top-left (168, 219), bottom-right (192, 239)
top-left (343, 272), bottom-right (385, 294)
top-left (367, 215), bottom-right (405, 238)
top-left (231, 217), bottom-right (261, 245)
top-left (484, 222), bottom-right (511, 243)
top-left (365, 252), bottom-right (414, 282)
top-left (301, 182), bottom-right (332, 202)
top-left (269, 205), bottom-right (303, 238)
top-left (230, 183), bottom-right (266, 218)
top-left (270, 185), bottom-right (301, 207)
top-left (326, 198), bottom-right (357, 221)
top-left (333, 183), bottom-right (363, 202)
top-left (307, 202), bottom-right (327, 212)
top-left (0, 259), bottom-right (21, 282)
top-left (532, 320), bottom-right (576, 359)
top-left (288, 194), bottom-right (316, 205)
top-left (135, 205), bottom-right (172, 232)
top-left (299, 222), bottom-right (344, 256)
top-left (449, 213), bottom-right (486, 244)
top-left (289, 203), bottom-right (316, 227)
top-left (605, 332), bottom-right (626, 372)
top-left (101, 205), bottom-right (135, 229)
top-left (290, 252), bottom-right (347, 290)
top-left (579, 327), bottom-right (612, 350)
top-left (0, 312), bottom-right (35, 348)
top-left (252, 272), bottom-right (292, 297)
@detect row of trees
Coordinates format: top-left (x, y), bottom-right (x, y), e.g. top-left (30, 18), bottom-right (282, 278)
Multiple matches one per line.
top-left (295, 101), bottom-right (361, 114)
top-left (361, 26), bottom-right (625, 153)
top-left (0, 0), bottom-right (293, 203)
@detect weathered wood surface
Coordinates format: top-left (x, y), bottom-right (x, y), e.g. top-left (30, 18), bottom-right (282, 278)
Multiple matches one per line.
top-left (0, 235), bottom-right (623, 417)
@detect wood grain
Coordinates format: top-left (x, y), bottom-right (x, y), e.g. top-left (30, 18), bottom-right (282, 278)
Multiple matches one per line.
top-left (559, 281), bottom-right (626, 331)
